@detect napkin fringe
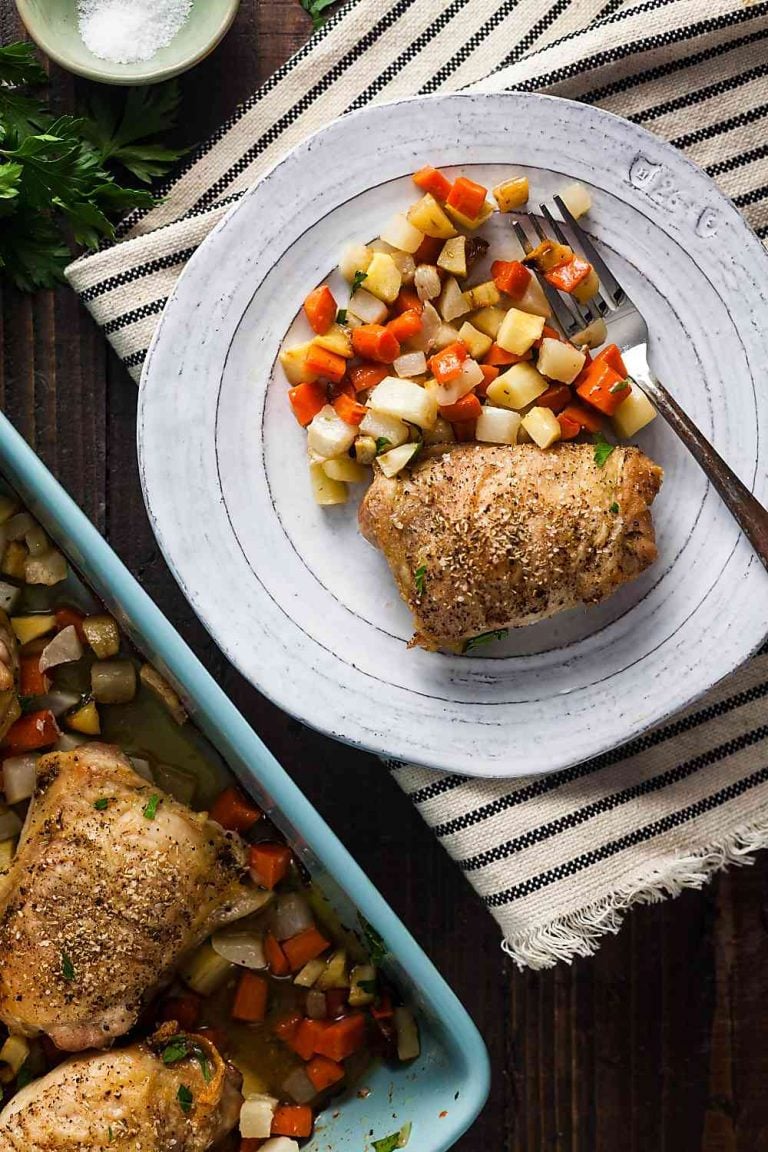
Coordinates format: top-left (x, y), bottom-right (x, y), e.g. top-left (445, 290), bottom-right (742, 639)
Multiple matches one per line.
top-left (501, 817), bottom-right (768, 970)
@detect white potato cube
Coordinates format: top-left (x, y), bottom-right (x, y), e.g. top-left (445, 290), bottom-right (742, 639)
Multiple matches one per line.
top-left (438, 276), bottom-right (471, 322)
top-left (514, 277), bottom-right (552, 319)
top-left (347, 287), bottom-right (389, 325)
top-left (492, 176), bottom-right (529, 212)
top-left (279, 342), bottom-right (314, 385)
top-left (462, 280), bottom-right (500, 311)
top-left (312, 324), bottom-right (352, 358)
top-left (393, 350), bottom-right (428, 378)
top-left (309, 462), bottom-right (348, 506)
top-left (380, 213), bottom-right (424, 254)
top-left (476, 406), bottom-right (521, 445)
top-left (572, 316), bottom-right (607, 348)
top-left (407, 193), bottom-right (457, 239)
top-left (368, 378), bottom-right (437, 430)
top-left (364, 252), bottom-right (402, 303)
top-left (377, 442), bottom-right (420, 478)
top-left (471, 306), bottom-right (508, 339)
top-left (559, 181), bottom-right (592, 219)
top-left (359, 409), bottom-right (409, 448)
top-left (458, 321), bottom-right (492, 361)
top-left (260, 1140), bottom-right (301, 1152)
top-left (322, 457), bottom-right (369, 483)
top-left (612, 386), bottom-right (657, 438)
top-left (445, 199), bottom-right (495, 231)
top-left (522, 406), bottom-right (562, 449)
top-left (497, 308), bottom-right (545, 356)
top-left (307, 405), bottom-right (357, 459)
top-left (339, 242), bottom-right (373, 282)
top-left (430, 359), bottom-right (484, 407)
top-left (486, 363), bottom-right (547, 410)
top-left (240, 1095), bottom-right (278, 1139)
top-left (536, 337), bottom-right (586, 384)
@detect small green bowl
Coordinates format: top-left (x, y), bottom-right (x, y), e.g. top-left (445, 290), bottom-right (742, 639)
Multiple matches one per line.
top-left (15, 0), bottom-right (241, 85)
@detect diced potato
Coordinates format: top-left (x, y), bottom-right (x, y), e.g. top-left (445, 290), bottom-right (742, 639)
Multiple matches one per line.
top-left (475, 406), bottom-right (521, 445)
top-left (406, 194), bottom-right (458, 239)
top-left (471, 306), bottom-right (508, 339)
top-left (497, 307), bottom-right (545, 355)
top-left (492, 176), bottom-right (530, 212)
top-left (458, 322), bottom-right (492, 361)
top-left (572, 266), bottom-right (600, 305)
top-left (309, 462), bottom-right (348, 506)
top-left (1, 542), bottom-right (27, 581)
top-left (354, 435), bottom-right (377, 465)
top-left (423, 415), bottom-right (456, 445)
top-left (279, 342), bottom-right (315, 385)
top-left (11, 614), bottom-right (56, 645)
top-left (139, 663), bottom-right (188, 725)
top-left (522, 406), bottom-right (562, 449)
top-left (379, 213), bottom-right (425, 254)
top-left (312, 324), bottom-right (353, 358)
top-left (429, 359), bottom-right (484, 407)
top-left (364, 252), bottom-right (402, 303)
top-left (339, 242), bottom-right (373, 281)
top-left (612, 386), bottom-right (657, 438)
top-left (25, 550), bottom-right (67, 586)
top-left (367, 378), bottom-right (437, 430)
top-left (463, 280), bottom-right (500, 311)
top-left (66, 700), bottom-right (100, 736)
top-left (376, 443), bottom-right (420, 478)
top-left (359, 410), bottom-right (409, 448)
top-left (317, 948), bottom-right (348, 990)
top-left (437, 236), bottom-right (467, 277)
top-left (393, 350), bottom-right (427, 378)
top-left (414, 264), bottom-right (442, 302)
top-left (294, 958), bottom-right (326, 987)
top-left (486, 363), bottom-right (548, 410)
top-left (348, 964), bottom-right (376, 1007)
top-left (445, 199), bottom-right (495, 231)
top-left (393, 1006), bottom-right (420, 1062)
top-left (536, 337), bottom-right (586, 384)
top-left (432, 323), bottom-right (462, 351)
top-left (181, 942), bottom-right (233, 995)
top-left (307, 405), bottom-right (358, 460)
top-left (571, 316), bottom-right (607, 348)
top-left (514, 277), bottom-right (552, 319)
top-left (83, 613), bottom-right (120, 659)
top-left (322, 457), bottom-right (369, 483)
top-left (559, 181), bottom-right (592, 219)
top-left (240, 1095), bottom-right (279, 1140)
top-left (347, 287), bottom-right (389, 325)
top-left (438, 276), bottom-right (470, 323)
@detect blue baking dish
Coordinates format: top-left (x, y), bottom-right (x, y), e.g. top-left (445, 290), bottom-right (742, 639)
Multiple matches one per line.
top-left (0, 408), bottom-right (490, 1150)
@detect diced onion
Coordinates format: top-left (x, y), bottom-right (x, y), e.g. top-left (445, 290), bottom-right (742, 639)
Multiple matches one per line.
top-left (388, 251), bottom-right (416, 284)
top-left (39, 626), bottom-right (83, 673)
top-left (414, 264), bottom-right (441, 302)
top-left (0, 806), bottom-right (22, 841)
top-left (393, 351), bottom-right (427, 379)
top-left (239, 1094), bottom-right (278, 1139)
top-left (2, 755), bottom-right (38, 805)
top-left (394, 1006), bottom-right (420, 1061)
top-left (91, 659), bottom-right (137, 704)
top-left (305, 988), bottom-right (327, 1019)
top-left (281, 1066), bottom-right (317, 1105)
top-left (212, 929), bottom-right (267, 970)
top-left (405, 301), bottom-right (440, 353)
top-left (273, 892), bottom-right (313, 942)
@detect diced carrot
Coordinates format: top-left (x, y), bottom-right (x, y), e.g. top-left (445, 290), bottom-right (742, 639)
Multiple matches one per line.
top-left (453, 420), bottom-right (477, 443)
top-left (351, 325), bottom-right (400, 364)
top-left (272, 1105), bottom-right (314, 1139)
top-left (575, 361), bottom-right (631, 416)
top-left (349, 362), bottom-right (389, 393)
top-left (249, 842), bottom-right (292, 890)
top-left (19, 653), bottom-right (49, 698)
top-left (232, 971), bottom-right (269, 1023)
top-left (446, 175), bottom-right (487, 220)
top-left (288, 381), bottom-right (327, 427)
top-left (594, 343), bottom-right (628, 378)
top-left (305, 345), bottom-right (347, 385)
top-left (429, 341), bottom-right (467, 385)
top-left (538, 324), bottom-right (565, 344)
top-left (544, 255), bottom-right (592, 293)
top-left (483, 343), bottom-right (529, 368)
top-left (537, 384), bottom-right (572, 413)
top-left (265, 932), bottom-right (291, 977)
top-left (303, 285), bottom-right (337, 335)
top-left (240, 1140), bottom-right (264, 1152)
top-left (412, 165), bottom-right (453, 201)
top-left (54, 607), bottom-right (87, 641)
top-left (273, 1011), bottom-right (303, 1045)
top-left (558, 412), bottom-right (581, 441)
top-left (560, 403), bottom-right (604, 435)
top-left (283, 926), bottom-right (331, 972)
top-left (3, 709), bottom-right (59, 753)
top-left (292, 1017), bottom-right (329, 1061)
top-left (371, 993), bottom-right (394, 1020)
top-left (324, 988), bottom-right (348, 1018)
top-left (491, 259), bottom-right (530, 299)
top-left (439, 393), bottom-right (482, 423)
top-left (209, 786), bottom-right (263, 833)
top-left (306, 1054), bottom-right (345, 1092)
top-left (393, 288), bottom-right (424, 315)
top-left (332, 393), bottom-right (367, 426)
top-left (158, 995), bottom-right (202, 1031)
top-left (477, 364), bottom-right (499, 398)
top-left (387, 309), bottom-right (422, 343)
top-left (412, 235), bottom-right (443, 265)
top-left (314, 1013), bottom-right (367, 1062)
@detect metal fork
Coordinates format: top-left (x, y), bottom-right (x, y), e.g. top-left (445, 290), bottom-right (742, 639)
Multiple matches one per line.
top-left (512, 198), bottom-right (768, 572)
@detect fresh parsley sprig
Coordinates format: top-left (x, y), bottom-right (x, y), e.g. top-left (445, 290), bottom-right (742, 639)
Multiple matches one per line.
top-left (463, 629), bottom-right (509, 653)
top-left (300, 0), bottom-right (337, 30)
top-left (593, 432), bottom-right (616, 469)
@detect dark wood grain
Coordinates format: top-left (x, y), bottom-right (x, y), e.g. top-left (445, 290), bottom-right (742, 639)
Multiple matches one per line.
top-left (2, 3), bottom-right (768, 1149)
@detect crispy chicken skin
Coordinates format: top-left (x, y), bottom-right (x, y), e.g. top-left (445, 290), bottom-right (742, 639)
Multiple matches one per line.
top-left (359, 442), bottom-right (663, 651)
top-left (0, 1032), bottom-right (242, 1151)
top-left (0, 744), bottom-right (255, 1051)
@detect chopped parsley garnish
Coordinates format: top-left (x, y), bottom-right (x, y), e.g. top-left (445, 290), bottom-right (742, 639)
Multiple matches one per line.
top-left (610, 501), bottom-right (620, 514)
top-left (463, 629), bottom-right (509, 652)
top-left (336, 308), bottom-right (347, 324)
top-left (373, 1127), bottom-right (411, 1152)
top-left (142, 793), bottom-right (160, 820)
top-left (357, 978), bottom-right (378, 994)
top-left (414, 565), bottom-right (427, 597)
top-left (360, 917), bottom-right (387, 966)
top-left (375, 437), bottom-right (391, 455)
top-left (609, 379), bottom-right (630, 395)
top-left (593, 433), bottom-right (616, 469)
top-left (93, 797), bottom-right (110, 811)
top-left (162, 1036), bottom-right (212, 1082)
top-left (350, 269), bottom-right (368, 295)
top-left (300, 0), bottom-right (337, 30)
top-left (177, 1084), bottom-right (193, 1114)
top-left (108, 1127), bottom-right (114, 1144)
top-left (61, 951), bottom-right (75, 981)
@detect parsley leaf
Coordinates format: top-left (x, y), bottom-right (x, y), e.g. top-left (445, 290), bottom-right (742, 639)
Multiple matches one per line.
top-left (375, 437), bottom-right (391, 455)
top-left (593, 433), bottom-right (616, 469)
top-left (93, 798), bottom-right (110, 811)
top-left (608, 379), bottom-right (629, 395)
top-left (350, 269), bottom-right (368, 295)
top-left (463, 629), bottom-right (509, 653)
top-left (161, 1037), bottom-right (190, 1065)
top-left (0, 43), bottom-right (47, 87)
top-left (336, 308), bottom-right (347, 324)
top-left (360, 918), bottom-right (388, 966)
top-left (61, 951), bottom-right (75, 981)
top-left (373, 1136), bottom-right (401, 1152)
top-left (177, 1084), bottom-right (193, 1114)
top-left (143, 793), bottom-right (161, 820)
top-left (78, 83), bottom-right (186, 184)
top-left (300, 0), bottom-right (338, 30)
top-left (610, 501), bottom-right (619, 514)
top-left (414, 565), bottom-right (427, 596)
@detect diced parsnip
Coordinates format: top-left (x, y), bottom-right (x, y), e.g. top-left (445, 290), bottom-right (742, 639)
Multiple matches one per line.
top-left (312, 324), bottom-right (353, 358)
top-left (471, 305), bottom-right (508, 339)
top-left (492, 176), bottom-right (530, 212)
top-left (406, 193), bottom-right (458, 239)
top-left (423, 414), bottom-right (456, 444)
top-left (393, 1006), bottom-right (420, 1061)
top-left (497, 307), bottom-right (545, 355)
top-left (339, 242), bottom-right (373, 281)
top-left (307, 405), bottom-right (358, 459)
top-left (376, 443), bottom-right (421, 478)
top-left (559, 181), bottom-right (592, 219)
top-left (359, 410), bottom-right (409, 448)
top-left (437, 235), bottom-right (467, 277)
top-left (445, 199), bottom-right (494, 231)
top-left (475, 406), bottom-right (521, 445)
top-left (458, 322), bottom-right (492, 360)
top-left (316, 948), bottom-right (348, 990)
top-left (514, 277), bottom-right (552, 319)
top-left (347, 287), bottom-right (389, 325)
top-left (240, 1095), bottom-right (279, 1140)
top-left (536, 337), bottom-right (586, 384)
top-left (279, 342), bottom-right (315, 385)
top-left (432, 323), bottom-right (462, 351)
top-left (294, 958), bottom-right (327, 987)
top-left (181, 942), bottom-right (233, 995)
top-left (367, 378), bottom-right (437, 430)
top-left (322, 457), bottom-right (369, 483)
top-left (429, 359), bottom-right (484, 407)
top-left (354, 436), bottom-right (377, 465)
top-left (0, 1035), bottom-right (29, 1076)
top-left (571, 316), bottom-right (607, 348)
top-left (522, 406), bottom-right (562, 449)
top-left (364, 252), bottom-right (402, 303)
top-left (11, 614), bottom-right (56, 645)
top-left (348, 964), bottom-right (376, 1007)
top-left (380, 213), bottom-right (425, 254)
top-left (393, 350), bottom-right (428, 378)
top-left (438, 276), bottom-right (471, 322)
top-left (414, 264), bottom-right (442, 302)
top-left (487, 363), bottom-right (548, 410)
top-left (462, 280), bottom-right (500, 311)
top-left (572, 266), bottom-right (600, 304)
top-left (612, 386), bottom-right (657, 438)
top-left (309, 462), bottom-right (348, 506)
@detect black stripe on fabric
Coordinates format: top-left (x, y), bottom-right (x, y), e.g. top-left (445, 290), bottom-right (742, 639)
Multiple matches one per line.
top-left (757, 223), bottom-right (768, 238)
top-left (485, 765), bottom-right (768, 907)
top-left (671, 100), bottom-right (768, 151)
top-left (707, 140), bottom-right (768, 178)
top-left (460, 722), bottom-right (768, 872)
top-left (102, 297), bottom-right (167, 336)
top-left (80, 247), bottom-right (197, 304)
top-left (594, 0), bottom-right (627, 21)
top-left (123, 349), bottom-right (148, 370)
top-left (631, 61), bottom-right (768, 126)
top-left (733, 183), bottom-right (768, 209)
top-left (428, 676), bottom-right (768, 837)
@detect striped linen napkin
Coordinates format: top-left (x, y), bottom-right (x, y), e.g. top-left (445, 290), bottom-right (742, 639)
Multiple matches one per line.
top-left (66, 0), bottom-right (768, 968)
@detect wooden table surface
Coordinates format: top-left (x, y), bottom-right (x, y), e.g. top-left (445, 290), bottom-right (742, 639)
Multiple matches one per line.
top-left (2, 2), bottom-right (768, 1148)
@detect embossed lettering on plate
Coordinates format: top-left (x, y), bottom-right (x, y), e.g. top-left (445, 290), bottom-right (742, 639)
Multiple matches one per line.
top-left (629, 153), bottom-right (721, 239)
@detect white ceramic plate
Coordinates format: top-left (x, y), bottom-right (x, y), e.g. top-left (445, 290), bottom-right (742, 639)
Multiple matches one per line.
top-left (138, 91), bottom-right (768, 779)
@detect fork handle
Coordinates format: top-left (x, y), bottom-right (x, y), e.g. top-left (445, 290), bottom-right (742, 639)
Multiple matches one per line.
top-left (633, 362), bottom-right (768, 571)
